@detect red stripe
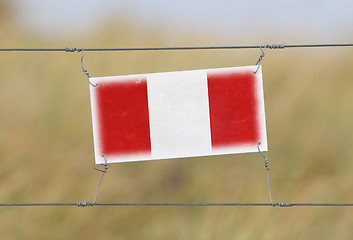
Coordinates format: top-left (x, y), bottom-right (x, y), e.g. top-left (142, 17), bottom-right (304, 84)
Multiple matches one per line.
top-left (96, 77), bottom-right (151, 156)
top-left (207, 70), bottom-right (259, 148)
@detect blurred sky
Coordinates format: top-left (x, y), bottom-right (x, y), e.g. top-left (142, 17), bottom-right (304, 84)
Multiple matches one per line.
top-left (9, 0), bottom-right (353, 43)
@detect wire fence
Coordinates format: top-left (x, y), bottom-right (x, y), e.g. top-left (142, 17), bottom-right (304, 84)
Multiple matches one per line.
top-left (1, 42), bottom-right (353, 207)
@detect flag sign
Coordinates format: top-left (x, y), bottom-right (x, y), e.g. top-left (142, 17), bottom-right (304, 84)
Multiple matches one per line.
top-left (90, 66), bottom-right (267, 164)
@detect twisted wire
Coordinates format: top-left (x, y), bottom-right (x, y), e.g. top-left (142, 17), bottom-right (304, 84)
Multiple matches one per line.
top-left (257, 142), bottom-right (274, 205)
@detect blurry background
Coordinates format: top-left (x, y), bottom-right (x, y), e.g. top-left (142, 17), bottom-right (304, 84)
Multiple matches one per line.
top-left (1, 0), bottom-right (353, 239)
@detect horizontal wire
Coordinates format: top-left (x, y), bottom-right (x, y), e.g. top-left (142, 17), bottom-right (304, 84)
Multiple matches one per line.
top-left (0, 43), bottom-right (353, 52)
top-left (1, 202), bottom-right (353, 207)
top-left (0, 203), bottom-right (78, 206)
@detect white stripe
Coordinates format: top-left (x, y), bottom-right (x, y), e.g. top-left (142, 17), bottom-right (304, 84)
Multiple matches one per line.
top-left (147, 70), bottom-right (212, 159)
top-left (255, 66), bottom-right (268, 152)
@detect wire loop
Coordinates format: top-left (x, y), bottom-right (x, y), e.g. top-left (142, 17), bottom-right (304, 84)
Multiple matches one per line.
top-left (80, 49), bottom-right (98, 87)
top-left (253, 43), bottom-right (285, 74)
top-left (92, 155), bottom-right (109, 206)
top-left (253, 46), bottom-right (267, 74)
top-left (257, 142), bottom-right (274, 206)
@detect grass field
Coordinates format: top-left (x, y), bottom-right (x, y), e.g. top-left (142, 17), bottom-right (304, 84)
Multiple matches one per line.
top-left (1, 14), bottom-right (353, 239)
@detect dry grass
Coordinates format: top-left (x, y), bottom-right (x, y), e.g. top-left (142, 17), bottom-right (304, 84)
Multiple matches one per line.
top-left (1, 16), bottom-right (353, 240)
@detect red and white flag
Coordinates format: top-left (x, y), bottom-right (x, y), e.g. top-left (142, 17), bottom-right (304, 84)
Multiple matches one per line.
top-left (90, 66), bottom-right (267, 164)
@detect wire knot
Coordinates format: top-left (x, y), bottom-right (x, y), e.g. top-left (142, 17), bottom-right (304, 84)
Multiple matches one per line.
top-left (264, 159), bottom-right (269, 169)
top-left (65, 47), bottom-right (82, 52)
top-left (257, 142), bottom-right (270, 171)
top-left (76, 202), bottom-right (93, 207)
top-left (95, 155), bottom-right (108, 173)
top-left (267, 43), bottom-right (286, 49)
top-left (274, 202), bottom-right (294, 207)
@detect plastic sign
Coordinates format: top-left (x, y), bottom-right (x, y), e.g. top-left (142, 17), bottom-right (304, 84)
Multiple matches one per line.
top-left (90, 66), bottom-right (267, 164)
